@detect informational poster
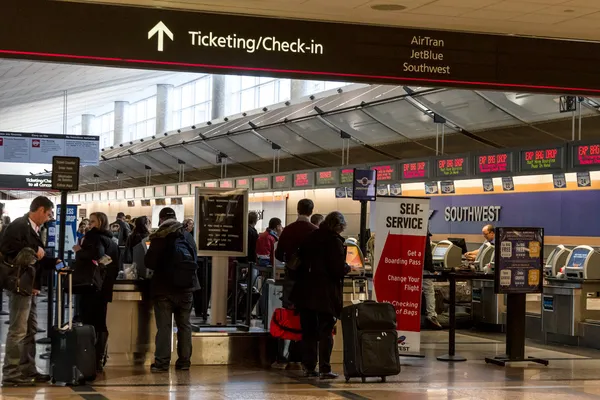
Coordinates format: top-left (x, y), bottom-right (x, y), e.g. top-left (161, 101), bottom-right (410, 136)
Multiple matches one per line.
top-left (482, 177), bottom-right (494, 192)
top-left (577, 172), bottom-right (591, 188)
top-left (373, 196), bottom-right (430, 353)
top-left (0, 132), bottom-right (99, 166)
top-left (195, 188), bottom-right (248, 257)
top-left (48, 205), bottom-right (78, 252)
top-left (440, 181), bottom-right (455, 194)
top-left (494, 227), bottom-right (544, 294)
top-left (502, 177), bottom-right (515, 191)
top-left (552, 173), bottom-right (567, 189)
top-left (353, 169), bottom-right (377, 201)
top-left (151, 205), bottom-right (185, 228)
top-left (248, 199), bottom-right (287, 232)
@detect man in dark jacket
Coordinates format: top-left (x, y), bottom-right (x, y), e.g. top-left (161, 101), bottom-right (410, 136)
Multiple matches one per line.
top-left (145, 207), bottom-right (199, 373)
top-left (112, 212), bottom-right (131, 246)
top-left (422, 230), bottom-right (441, 329)
top-left (0, 196), bottom-right (59, 386)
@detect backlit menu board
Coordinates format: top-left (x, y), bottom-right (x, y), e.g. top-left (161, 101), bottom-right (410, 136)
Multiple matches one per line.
top-left (253, 176), bottom-right (270, 190)
top-left (316, 169), bottom-right (338, 186)
top-left (236, 178), bottom-right (250, 189)
top-left (293, 172), bottom-right (314, 188)
top-left (272, 174), bottom-right (291, 190)
top-left (435, 156), bottom-right (469, 179)
top-left (400, 160), bottom-right (430, 181)
top-left (475, 151), bottom-right (514, 176)
top-left (571, 142), bottom-right (600, 170)
top-left (519, 146), bottom-right (564, 173)
top-left (371, 165), bottom-right (395, 182)
top-left (340, 168), bottom-right (355, 184)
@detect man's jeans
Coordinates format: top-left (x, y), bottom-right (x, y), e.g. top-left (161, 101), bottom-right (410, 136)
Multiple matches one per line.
top-left (3, 293), bottom-right (40, 381)
top-left (153, 293), bottom-right (193, 368)
top-left (422, 272), bottom-right (437, 319)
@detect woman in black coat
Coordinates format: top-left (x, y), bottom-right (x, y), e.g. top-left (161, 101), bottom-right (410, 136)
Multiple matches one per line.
top-left (291, 211), bottom-right (350, 380)
top-left (124, 216), bottom-right (150, 263)
top-left (73, 212), bottom-right (120, 372)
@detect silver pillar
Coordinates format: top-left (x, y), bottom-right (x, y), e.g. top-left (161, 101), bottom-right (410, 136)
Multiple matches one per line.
top-left (210, 256), bottom-right (229, 326)
top-left (156, 84), bottom-right (173, 135)
top-left (113, 101), bottom-right (129, 146)
top-left (290, 80), bottom-right (313, 101)
top-left (81, 114), bottom-right (94, 136)
top-left (211, 75), bottom-right (226, 120)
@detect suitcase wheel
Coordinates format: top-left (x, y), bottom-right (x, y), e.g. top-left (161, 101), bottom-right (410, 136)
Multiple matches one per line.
top-left (345, 376), bottom-right (350, 383)
top-left (381, 376), bottom-right (387, 383)
top-left (51, 379), bottom-right (56, 384)
top-left (361, 377), bottom-right (366, 383)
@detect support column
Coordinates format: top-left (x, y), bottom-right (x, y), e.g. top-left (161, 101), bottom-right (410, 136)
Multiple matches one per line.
top-left (81, 114), bottom-right (94, 136)
top-left (211, 75), bottom-right (226, 120)
top-left (290, 80), bottom-right (313, 101)
top-left (156, 84), bottom-right (173, 135)
top-left (113, 101), bottom-right (128, 146)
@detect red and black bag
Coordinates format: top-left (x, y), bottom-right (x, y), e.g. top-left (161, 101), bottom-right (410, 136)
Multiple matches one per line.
top-left (269, 308), bottom-right (302, 341)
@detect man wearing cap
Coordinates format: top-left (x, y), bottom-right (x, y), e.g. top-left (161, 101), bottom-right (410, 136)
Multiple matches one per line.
top-left (145, 207), bottom-right (200, 372)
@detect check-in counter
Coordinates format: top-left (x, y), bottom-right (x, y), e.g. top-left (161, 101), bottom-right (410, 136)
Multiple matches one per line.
top-left (106, 280), bottom-right (157, 366)
top-left (471, 278), bottom-right (505, 327)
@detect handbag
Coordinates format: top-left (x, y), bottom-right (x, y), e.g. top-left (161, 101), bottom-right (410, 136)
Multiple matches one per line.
top-left (72, 255), bottom-right (111, 294)
top-left (269, 308), bottom-right (302, 341)
top-left (0, 248), bottom-right (37, 296)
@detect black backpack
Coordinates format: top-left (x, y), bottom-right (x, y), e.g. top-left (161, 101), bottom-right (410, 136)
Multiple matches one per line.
top-left (169, 233), bottom-right (198, 289)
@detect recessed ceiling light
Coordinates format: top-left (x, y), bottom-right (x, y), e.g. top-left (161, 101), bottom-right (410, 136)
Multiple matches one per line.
top-left (371, 4), bottom-right (407, 11)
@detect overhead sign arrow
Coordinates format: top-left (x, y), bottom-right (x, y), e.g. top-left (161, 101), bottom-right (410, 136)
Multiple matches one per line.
top-left (148, 21), bottom-right (173, 52)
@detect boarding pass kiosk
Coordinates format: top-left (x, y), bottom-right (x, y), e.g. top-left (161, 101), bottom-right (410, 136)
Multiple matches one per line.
top-left (543, 246), bottom-right (600, 343)
top-left (543, 245), bottom-right (572, 278)
top-left (432, 240), bottom-right (462, 270)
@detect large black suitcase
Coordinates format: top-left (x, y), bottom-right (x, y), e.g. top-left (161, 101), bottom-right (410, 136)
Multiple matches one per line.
top-left (50, 271), bottom-right (97, 385)
top-left (341, 301), bottom-right (400, 383)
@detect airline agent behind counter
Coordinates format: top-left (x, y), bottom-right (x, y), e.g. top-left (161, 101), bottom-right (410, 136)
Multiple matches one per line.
top-left (465, 224), bottom-right (495, 262)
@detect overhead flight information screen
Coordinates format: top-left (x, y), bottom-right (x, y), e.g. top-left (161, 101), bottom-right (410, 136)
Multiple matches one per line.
top-left (316, 169), bottom-right (338, 186)
top-left (475, 152), bottom-right (514, 176)
top-left (340, 168), bottom-right (354, 184)
top-left (371, 165), bottom-right (395, 182)
top-left (294, 172), bottom-right (314, 188)
top-left (401, 160), bottom-right (430, 181)
top-left (235, 178), bottom-right (250, 189)
top-left (572, 143), bottom-right (600, 169)
top-left (435, 156), bottom-right (469, 179)
top-left (520, 146), bottom-right (564, 173)
top-left (253, 176), bottom-right (270, 190)
top-left (272, 174), bottom-right (291, 190)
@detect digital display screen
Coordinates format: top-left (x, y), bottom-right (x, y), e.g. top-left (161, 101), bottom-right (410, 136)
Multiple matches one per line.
top-left (219, 180), bottom-right (233, 188)
top-left (253, 177), bottom-right (270, 190)
top-left (475, 152), bottom-right (513, 176)
top-left (204, 181), bottom-right (217, 188)
top-left (236, 178), bottom-right (250, 189)
top-left (401, 160), bottom-right (429, 181)
top-left (568, 248), bottom-right (590, 268)
top-left (435, 156), bottom-right (469, 178)
top-left (272, 174), bottom-right (291, 190)
top-left (371, 165), bottom-right (395, 182)
top-left (520, 146), bottom-right (564, 172)
top-left (316, 170), bottom-right (337, 186)
top-left (433, 244), bottom-right (449, 257)
top-left (340, 168), bottom-right (354, 184)
top-left (572, 143), bottom-right (600, 168)
top-left (294, 172), bottom-right (314, 188)
top-left (353, 169), bottom-right (377, 201)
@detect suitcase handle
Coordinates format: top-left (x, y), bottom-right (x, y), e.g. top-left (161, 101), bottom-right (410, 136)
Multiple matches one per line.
top-left (352, 278), bottom-right (369, 300)
top-left (56, 270), bottom-right (73, 331)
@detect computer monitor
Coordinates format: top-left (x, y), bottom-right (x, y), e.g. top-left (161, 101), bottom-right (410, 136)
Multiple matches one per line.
top-left (433, 242), bottom-right (450, 258)
top-left (448, 238), bottom-right (468, 255)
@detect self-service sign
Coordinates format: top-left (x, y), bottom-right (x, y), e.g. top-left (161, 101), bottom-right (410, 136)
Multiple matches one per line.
top-left (373, 196), bottom-right (430, 353)
top-left (51, 156), bottom-right (80, 191)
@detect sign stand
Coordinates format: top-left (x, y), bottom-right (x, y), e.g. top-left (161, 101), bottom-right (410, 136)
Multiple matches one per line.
top-left (210, 256), bottom-right (229, 326)
top-left (484, 227), bottom-right (548, 367)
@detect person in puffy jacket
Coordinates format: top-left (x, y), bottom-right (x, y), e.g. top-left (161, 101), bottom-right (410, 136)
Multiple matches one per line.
top-left (291, 211), bottom-right (351, 380)
top-left (73, 212), bottom-right (120, 373)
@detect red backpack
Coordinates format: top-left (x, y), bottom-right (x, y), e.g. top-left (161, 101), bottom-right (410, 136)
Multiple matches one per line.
top-left (269, 308), bottom-right (302, 341)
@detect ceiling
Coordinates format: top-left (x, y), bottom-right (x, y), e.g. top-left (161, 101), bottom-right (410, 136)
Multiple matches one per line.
top-left (72, 84), bottom-right (600, 192)
top-left (65, 0), bottom-right (600, 41)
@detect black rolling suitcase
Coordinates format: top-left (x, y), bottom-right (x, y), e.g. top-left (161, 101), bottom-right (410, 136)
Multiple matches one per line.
top-left (50, 270), bottom-right (97, 385)
top-left (342, 301), bottom-right (400, 383)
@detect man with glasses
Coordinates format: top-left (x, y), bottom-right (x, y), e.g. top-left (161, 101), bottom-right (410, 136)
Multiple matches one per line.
top-left (465, 224), bottom-right (496, 262)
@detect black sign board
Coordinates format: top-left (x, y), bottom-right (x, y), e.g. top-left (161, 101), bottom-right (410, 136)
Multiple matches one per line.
top-left (195, 188), bottom-right (248, 257)
top-left (272, 174), bottom-right (291, 190)
top-left (353, 169), bottom-right (377, 202)
top-left (51, 156), bottom-right (80, 191)
top-left (434, 155), bottom-right (470, 179)
top-left (315, 169), bottom-right (338, 186)
top-left (494, 227), bottom-right (544, 295)
top-left (3, 1), bottom-right (600, 94)
top-left (0, 174), bottom-right (53, 191)
top-left (570, 141), bottom-right (600, 171)
top-left (519, 145), bottom-right (565, 174)
top-left (474, 151), bottom-right (514, 177)
top-left (400, 159), bottom-right (430, 181)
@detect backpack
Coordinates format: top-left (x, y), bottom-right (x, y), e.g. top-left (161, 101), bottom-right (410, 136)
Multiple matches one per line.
top-left (169, 234), bottom-right (198, 289)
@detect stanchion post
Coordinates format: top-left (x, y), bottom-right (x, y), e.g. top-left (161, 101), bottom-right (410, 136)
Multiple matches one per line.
top-left (437, 273), bottom-right (466, 362)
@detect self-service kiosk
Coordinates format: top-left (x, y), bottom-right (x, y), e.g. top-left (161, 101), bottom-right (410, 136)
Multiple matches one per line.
top-left (543, 245), bottom-right (572, 278)
top-left (543, 245), bottom-right (600, 344)
top-left (472, 244), bottom-right (504, 327)
top-left (432, 240), bottom-right (462, 270)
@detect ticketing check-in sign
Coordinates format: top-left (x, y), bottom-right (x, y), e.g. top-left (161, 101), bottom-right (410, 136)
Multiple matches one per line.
top-left (373, 196), bottom-right (430, 353)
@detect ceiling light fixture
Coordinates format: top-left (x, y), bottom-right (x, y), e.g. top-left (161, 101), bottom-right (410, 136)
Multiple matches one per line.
top-left (371, 4), bottom-right (407, 11)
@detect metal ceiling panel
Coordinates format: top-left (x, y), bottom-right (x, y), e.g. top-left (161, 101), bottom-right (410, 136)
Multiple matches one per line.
top-left (219, 134), bottom-right (274, 160)
top-left (287, 118), bottom-right (359, 151)
top-left (323, 110), bottom-right (408, 145)
top-left (415, 89), bottom-right (519, 131)
top-left (165, 146), bottom-right (214, 168)
top-left (315, 85), bottom-right (406, 113)
top-left (257, 125), bottom-right (323, 154)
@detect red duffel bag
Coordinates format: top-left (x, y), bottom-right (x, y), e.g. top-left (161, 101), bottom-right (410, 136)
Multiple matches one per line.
top-left (270, 308), bottom-right (302, 341)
